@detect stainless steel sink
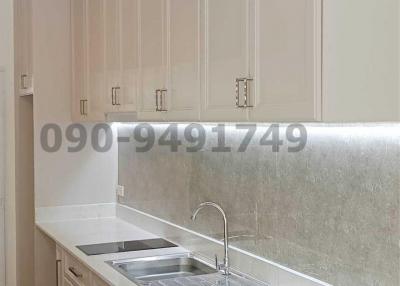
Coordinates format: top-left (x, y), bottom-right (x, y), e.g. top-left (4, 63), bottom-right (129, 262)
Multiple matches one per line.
top-left (107, 253), bottom-right (218, 283)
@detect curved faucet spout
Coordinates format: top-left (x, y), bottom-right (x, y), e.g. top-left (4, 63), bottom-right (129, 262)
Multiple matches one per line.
top-left (191, 202), bottom-right (230, 276)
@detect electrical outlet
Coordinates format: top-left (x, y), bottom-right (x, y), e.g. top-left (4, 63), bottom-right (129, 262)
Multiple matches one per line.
top-left (116, 185), bottom-right (125, 197)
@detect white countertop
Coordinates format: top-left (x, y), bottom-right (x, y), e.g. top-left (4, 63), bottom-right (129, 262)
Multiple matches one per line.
top-left (36, 217), bottom-right (189, 286)
top-left (36, 204), bottom-right (329, 286)
top-left (37, 216), bottom-right (270, 286)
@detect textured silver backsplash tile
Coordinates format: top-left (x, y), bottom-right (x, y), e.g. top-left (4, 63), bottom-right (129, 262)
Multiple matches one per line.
top-left (118, 123), bottom-right (400, 286)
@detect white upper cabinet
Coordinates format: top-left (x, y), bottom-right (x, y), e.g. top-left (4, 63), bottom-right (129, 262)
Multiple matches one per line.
top-left (71, 0), bottom-right (105, 122)
top-left (16, 0), bottom-right (34, 96)
top-left (165, 0), bottom-right (201, 121)
top-left (71, 0), bottom-right (86, 121)
top-left (200, 0), bottom-right (250, 121)
top-left (104, 0), bottom-right (139, 113)
top-left (71, 0), bottom-right (323, 123)
top-left (119, 0), bottom-right (139, 112)
top-left (69, 0), bottom-right (400, 123)
top-left (249, 0), bottom-right (322, 122)
top-left (104, 0), bottom-right (121, 112)
top-left (71, 0), bottom-right (139, 122)
top-left (323, 0), bottom-right (399, 122)
top-left (200, 0), bottom-right (322, 122)
top-left (87, 0), bottom-right (108, 120)
top-left (138, 0), bottom-right (167, 121)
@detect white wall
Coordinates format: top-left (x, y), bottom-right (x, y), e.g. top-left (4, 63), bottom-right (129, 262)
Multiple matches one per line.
top-left (323, 0), bottom-right (399, 121)
top-left (32, 0), bottom-right (117, 207)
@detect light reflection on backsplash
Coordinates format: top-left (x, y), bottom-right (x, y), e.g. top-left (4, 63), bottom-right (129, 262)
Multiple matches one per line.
top-left (118, 123), bottom-right (400, 286)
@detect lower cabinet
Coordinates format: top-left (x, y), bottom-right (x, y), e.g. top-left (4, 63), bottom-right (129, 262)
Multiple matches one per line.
top-left (57, 244), bottom-right (110, 286)
top-left (91, 275), bottom-right (110, 286)
top-left (63, 277), bottom-right (77, 286)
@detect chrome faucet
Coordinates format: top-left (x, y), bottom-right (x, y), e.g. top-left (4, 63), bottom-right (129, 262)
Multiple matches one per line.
top-left (191, 202), bottom-right (230, 276)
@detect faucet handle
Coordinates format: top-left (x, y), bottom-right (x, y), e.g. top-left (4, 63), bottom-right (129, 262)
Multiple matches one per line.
top-left (215, 255), bottom-right (219, 270)
top-left (215, 255), bottom-right (228, 273)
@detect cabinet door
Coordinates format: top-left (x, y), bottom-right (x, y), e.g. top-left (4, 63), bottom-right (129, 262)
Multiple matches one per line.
top-left (138, 0), bottom-right (167, 121)
top-left (200, 0), bottom-right (250, 121)
top-left (104, 0), bottom-right (121, 112)
top-left (71, 0), bottom-right (88, 122)
top-left (71, 0), bottom-right (106, 122)
top-left (249, 0), bottom-right (322, 121)
top-left (86, 0), bottom-right (107, 121)
top-left (118, 0), bottom-right (139, 112)
top-left (165, 0), bottom-right (201, 121)
top-left (15, 0), bottom-right (33, 95)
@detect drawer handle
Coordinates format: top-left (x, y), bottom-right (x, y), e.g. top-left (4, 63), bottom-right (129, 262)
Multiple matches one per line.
top-left (68, 266), bottom-right (83, 279)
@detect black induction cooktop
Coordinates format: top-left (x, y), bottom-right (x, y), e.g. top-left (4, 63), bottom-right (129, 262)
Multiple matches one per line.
top-left (77, 238), bottom-right (178, 256)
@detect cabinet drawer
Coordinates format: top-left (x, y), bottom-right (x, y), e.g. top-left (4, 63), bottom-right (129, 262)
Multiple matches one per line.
top-left (64, 252), bottom-right (90, 286)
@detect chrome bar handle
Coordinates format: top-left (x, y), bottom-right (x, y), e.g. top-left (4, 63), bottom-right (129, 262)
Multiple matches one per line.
top-left (79, 100), bottom-right (83, 115)
top-left (114, 87), bottom-right (121, 106)
top-left (56, 259), bottom-right (61, 286)
top-left (235, 78), bottom-right (253, 108)
top-left (156, 89), bottom-right (167, 111)
top-left (155, 89), bottom-right (161, 111)
top-left (160, 89), bottom-right (167, 111)
top-left (68, 266), bottom-right (83, 278)
top-left (111, 87), bottom-right (116, 105)
top-left (235, 79), bottom-right (241, 108)
top-left (21, 74), bottom-right (28, 89)
top-left (80, 99), bottom-right (88, 116)
top-left (84, 100), bottom-right (88, 115)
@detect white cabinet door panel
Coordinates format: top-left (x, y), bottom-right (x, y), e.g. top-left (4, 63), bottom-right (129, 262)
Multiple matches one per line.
top-left (166, 0), bottom-right (201, 121)
top-left (201, 0), bottom-right (250, 121)
top-left (119, 0), bottom-right (139, 112)
top-left (86, 0), bottom-right (106, 120)
top-left (250, 0), bottom-right (322, 122)
top-left (71, 0), bottom-right (87, 121)
top-left (139, 0), bottom-right (166, 120)
top-left (105, 0), bottom-right (121, 111)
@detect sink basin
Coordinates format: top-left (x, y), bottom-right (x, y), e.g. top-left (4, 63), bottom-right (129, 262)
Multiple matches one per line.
top-left (107, 253), bottom-right (218, 283)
